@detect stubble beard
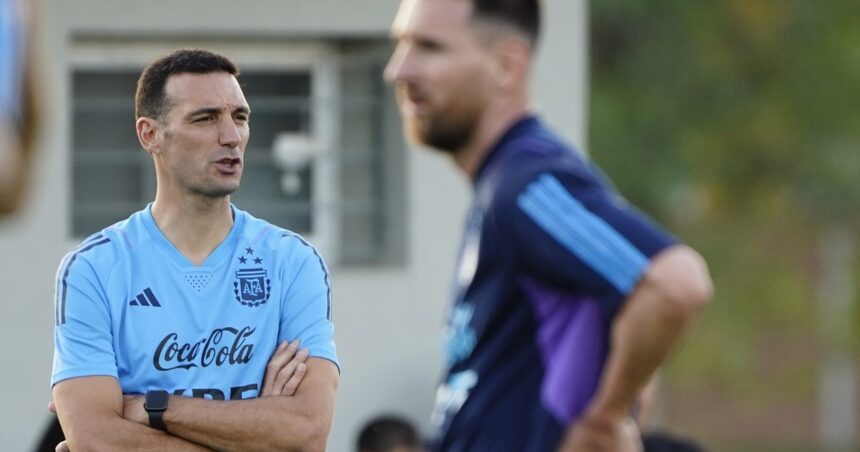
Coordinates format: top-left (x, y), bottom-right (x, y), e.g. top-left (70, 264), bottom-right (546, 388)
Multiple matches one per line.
top-left (183, 164), bottom-right (242, 199)
top-left (190, 184), bottom-right (237, 199)
top-left (187, 176), bottom-right (241, 199)
top-left (405, 107), bottom-right (479, 157)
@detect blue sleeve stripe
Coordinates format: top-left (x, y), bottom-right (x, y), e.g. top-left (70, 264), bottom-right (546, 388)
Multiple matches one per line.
top-left (56, 237), bottom-right (111, 326)
top-left (516, 174), bottom-right (648, 294)
top-left (54, 234), bottom-right (106, 324)
top-left (533, 175), bottom-right (649, 272)
top-left (54, 234), bottom-right (104, 325)
top-left (518, 193), bottom-right (639, 293)
top-left (54, 254), bottom-right (74, 326)
top-left (282, 233), bottom-right (332, 320)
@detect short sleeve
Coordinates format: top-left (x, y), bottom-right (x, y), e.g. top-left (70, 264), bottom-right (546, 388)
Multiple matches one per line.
top-left (52, 243), bottom-right (118, 386)
top-left (279, 235), bottom-right (339, 372)
top-left (507, 170), bottom-right (676, 311)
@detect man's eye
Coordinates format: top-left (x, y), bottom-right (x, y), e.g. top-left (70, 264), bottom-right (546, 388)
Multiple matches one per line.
top-left (416, 39), bottom-right (442, 52)
top-left (195, 116), bottom-right (215, 123)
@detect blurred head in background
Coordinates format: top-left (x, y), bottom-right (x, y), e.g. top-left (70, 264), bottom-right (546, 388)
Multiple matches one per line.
top-left (0, 0), bottom-right (38, 216)
top-left (357, 415), bottom-right (424, 452)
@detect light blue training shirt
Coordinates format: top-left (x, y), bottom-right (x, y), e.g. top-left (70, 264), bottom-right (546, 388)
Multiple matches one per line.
top-left (52, 205), bottom-right (338, 400)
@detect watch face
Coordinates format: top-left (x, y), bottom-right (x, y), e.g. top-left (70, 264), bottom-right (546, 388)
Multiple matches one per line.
top-left (145, 390), bottom-right (169, 411)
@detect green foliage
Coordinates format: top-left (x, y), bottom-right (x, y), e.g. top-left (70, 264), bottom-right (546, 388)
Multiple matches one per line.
top-left (589, 0), bottom-right (860, 446)
top-left (590, 0), bottom-right (860, 222)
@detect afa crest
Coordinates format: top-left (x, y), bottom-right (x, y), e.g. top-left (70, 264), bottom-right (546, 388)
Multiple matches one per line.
top-left (233, 268), bottom-right (271, 307)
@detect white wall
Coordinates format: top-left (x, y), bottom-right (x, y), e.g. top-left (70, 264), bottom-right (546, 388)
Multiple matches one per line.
top-left (0, 1), bottom-right (585, 450)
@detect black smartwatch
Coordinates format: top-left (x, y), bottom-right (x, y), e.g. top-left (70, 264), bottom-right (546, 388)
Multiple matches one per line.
top-left (144, 390), bottom-right (170, 432)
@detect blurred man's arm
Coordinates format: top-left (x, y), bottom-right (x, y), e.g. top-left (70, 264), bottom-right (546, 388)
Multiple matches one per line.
top-left (560, 245), bottom-right (713, 451)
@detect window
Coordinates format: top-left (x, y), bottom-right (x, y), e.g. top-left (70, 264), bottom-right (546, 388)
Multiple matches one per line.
top-left (71, 39), bottom-right (405, 266)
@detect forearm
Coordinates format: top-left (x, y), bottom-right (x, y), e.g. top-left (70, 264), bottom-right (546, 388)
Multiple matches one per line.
top-left (53, 376), bottom-right (212, 452)
top-left (59, 412), bottom-right (211, 451)
top-left (558, 286), bottom-right (701, 450)
top-left (164, 395), bottom-right (323, 452)
top-left (588, 294), bottom-right (689, 420)
top-left (587, 246), bottom-right (712, 421)
top-left (156, 358), bottom-right (337, 452)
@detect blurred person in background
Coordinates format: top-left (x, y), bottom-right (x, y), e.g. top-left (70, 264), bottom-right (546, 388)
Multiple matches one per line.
top-left (385, 0), bottom-right (713, 451)
top-left (358, 415), bottom-right (425, 452)
top-left (0, 0), bottom-right (38, 216)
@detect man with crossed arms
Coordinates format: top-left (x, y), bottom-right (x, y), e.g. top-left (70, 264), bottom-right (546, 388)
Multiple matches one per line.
top-left (52, 49), bottom-right (338, 451)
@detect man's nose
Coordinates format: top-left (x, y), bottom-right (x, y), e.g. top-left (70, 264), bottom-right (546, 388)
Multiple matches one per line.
top-left (219, 117), bottom-right (242, 147)
top-left (384, 44), bottom-right (416, 84)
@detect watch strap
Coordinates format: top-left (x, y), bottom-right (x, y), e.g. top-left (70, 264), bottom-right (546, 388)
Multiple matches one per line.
top-left (148, 408), bottom-right (167, 432)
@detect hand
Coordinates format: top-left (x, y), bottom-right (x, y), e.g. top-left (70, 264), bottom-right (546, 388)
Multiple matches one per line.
top-left (261, 339), bottom-right (309, 396)
top-left (559, 414), bottom-right (642, 452)
top-left (48, 402), bottom-right (69, 451)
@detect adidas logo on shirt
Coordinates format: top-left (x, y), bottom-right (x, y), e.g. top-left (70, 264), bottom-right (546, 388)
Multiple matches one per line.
top-left (129, 288), bottom-right (162, 307)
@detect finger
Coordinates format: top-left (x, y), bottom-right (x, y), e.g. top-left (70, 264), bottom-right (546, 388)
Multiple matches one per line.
top-left (277, 348), bottom-right (310, 396)
top-left (262, 340), bottom-right (298, 396)
top-left (270, 347), bottom-right (309, 396)
top-left (48, 401), bottom-right (56, 413)
top-left (281, 362), bottom-right (307, 396)
top-left (262, 340), bottom-right (292, 395)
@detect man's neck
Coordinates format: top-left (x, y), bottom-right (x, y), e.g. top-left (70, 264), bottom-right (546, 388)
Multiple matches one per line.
top-left (150, 193), bottom-right (234, 266)
top-left (453, 103), bottom-right (530, 181)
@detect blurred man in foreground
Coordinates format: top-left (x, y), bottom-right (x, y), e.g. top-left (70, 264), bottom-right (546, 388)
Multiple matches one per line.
top-left (385, 0), bottom-right (713, 450)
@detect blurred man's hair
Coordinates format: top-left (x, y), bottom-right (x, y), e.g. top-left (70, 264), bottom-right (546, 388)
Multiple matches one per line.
top-left (135, 49), bottom-right (239, 121)
top-left (470, 0), bottom-right (541, 48)
top-left (357, 415), bottom-right (422, 452)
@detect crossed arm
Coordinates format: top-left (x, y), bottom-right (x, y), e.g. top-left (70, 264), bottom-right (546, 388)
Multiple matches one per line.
top-left (559, 245), bottom-right (713, 451)
top-left (53, 341), bottom-right (338, 452)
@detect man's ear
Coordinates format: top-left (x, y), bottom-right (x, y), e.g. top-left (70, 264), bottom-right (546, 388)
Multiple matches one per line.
top-left (136, 117), bottom-right (161, 156)
top-left (491, 38), bottom-right (531, 91)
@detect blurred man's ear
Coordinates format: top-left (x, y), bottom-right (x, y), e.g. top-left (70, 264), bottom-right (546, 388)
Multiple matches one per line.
top-left (491, 37), bottom-right (531, 92)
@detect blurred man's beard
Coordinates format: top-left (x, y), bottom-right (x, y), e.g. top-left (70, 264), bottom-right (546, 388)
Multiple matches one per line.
top-left (406, 110), bottom-right (477, 156)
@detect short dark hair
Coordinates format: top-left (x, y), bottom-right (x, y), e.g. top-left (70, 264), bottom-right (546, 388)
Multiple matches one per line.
top-left (135, 48), bottom-right (239, 120)
top-left (357, 415), bottom-right (421, 452)
top-left (470, 0), bottom-right (541, 47)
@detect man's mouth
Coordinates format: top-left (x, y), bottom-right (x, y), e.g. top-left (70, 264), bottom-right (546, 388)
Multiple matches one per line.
top-left (399, 88), bottom-right (429, 116)
top-left (214, 157), bottom-right (242, 174)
